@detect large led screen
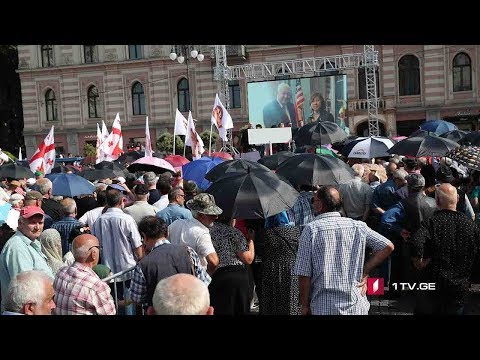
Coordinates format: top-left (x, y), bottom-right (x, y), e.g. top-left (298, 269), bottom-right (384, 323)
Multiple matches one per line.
top-left (247, 75), bottom-right (348, 131)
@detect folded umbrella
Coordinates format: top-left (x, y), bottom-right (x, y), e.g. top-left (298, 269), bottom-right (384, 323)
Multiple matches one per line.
top-left (206, 170), bottom-right (299, 219)
top-left (49, 173), bottom-right (95, 197)
top-left (182, 157), bottom-right (225, 190)
top-left (205, 159), bottom-right (271, 182)
top-left (276, 153), bottom-right (355, 187)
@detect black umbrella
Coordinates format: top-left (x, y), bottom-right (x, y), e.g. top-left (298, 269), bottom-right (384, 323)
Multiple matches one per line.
top-left (0, 163), bottom-right (34, 179)
top-left (78, 168), bottom-right (117, 181)
top-left (276, 153), bottom-right (355, 187)
top-left (257, 151), bottom-right (297, 170)
top-left (94, 161), bottom-right (128, 177)
top-left (294, 121), bottom-right (348, 147)
top-left (116, 151), bottom-right (144, 165)
top-left (440, 129), bottom-right (469, 143)
top-left (459, 131), bottom-right (480, 146)
top-left (206, 170), bottom-right (299, 219)
top-left (50, 165), bottom-right (78, 174)
top-left (387, 135), bottom-right (459, 157)
top-left (204, 159), bottom-right (270, 182)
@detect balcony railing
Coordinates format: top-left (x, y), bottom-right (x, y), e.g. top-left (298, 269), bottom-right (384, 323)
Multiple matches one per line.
top-left (348, 98), bottom-right (386, 111)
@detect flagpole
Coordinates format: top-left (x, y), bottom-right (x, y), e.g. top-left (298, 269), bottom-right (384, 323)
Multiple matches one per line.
top-left (209, 122), bottom-right (213, 156)
top-left (183, 137), bottom-right (186, 157)
top-left (173, 134), bottom-right (176, 155)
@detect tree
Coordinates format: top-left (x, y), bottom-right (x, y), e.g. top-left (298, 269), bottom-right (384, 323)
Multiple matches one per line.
top-left (84, 142), bottom-right (96, 156)
top-left (156, 133), bottom-right (184, 155)
top-left (200, 130), bottom-right (219, 153)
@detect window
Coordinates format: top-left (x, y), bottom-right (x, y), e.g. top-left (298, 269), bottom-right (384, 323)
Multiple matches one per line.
top-left (132, 82), bottom-right (146, 115)
top-left (45, 89), bottom-right (57, 121)
top-left (128, 45), bottom-right (143, 60)
top-left (84, 45), bottom-right (97, 63)
top-left (228, 80), bottom-right (241, 108)
top-left (177, 78), bottom-right (190, 112)
top-left (41, 45), bottom-right (54, 67)
top-left (87, 85), bottom-right (100, 118)
top-left (453, 52), bottom-right (472, 92)
top-left (398, 55), bottom-right (420, 96)
top-left (358, 67), bottom-right (380, 99)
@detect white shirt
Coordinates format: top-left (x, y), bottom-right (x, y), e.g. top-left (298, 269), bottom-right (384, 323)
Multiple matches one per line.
top-left (79, 206), bottom-right (104, 228)
top-left (152, 194), bottom-right (169, 211)
top-left (167, 218), bottom-right (216, 268)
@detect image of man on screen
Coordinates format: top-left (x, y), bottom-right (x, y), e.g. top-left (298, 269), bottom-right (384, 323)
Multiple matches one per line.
top-left (263, 83), bottom-right (296, 128)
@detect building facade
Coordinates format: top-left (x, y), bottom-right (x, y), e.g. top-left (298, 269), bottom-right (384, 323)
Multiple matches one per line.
top-left (17, 45), bottom-right (480, 158)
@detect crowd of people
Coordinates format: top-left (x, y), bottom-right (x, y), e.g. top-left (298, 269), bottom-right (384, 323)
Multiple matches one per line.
top-left (0, 146), bottom-right (479, 316)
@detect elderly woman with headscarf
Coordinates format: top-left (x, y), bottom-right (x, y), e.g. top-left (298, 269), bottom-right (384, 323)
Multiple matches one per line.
top-left (39, 228), bottom-right (67, 275)
top-left (260, 211), bottom-right (301, 315)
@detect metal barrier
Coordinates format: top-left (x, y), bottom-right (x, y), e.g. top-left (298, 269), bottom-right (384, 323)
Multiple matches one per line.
top-left (102, 266), bottom-right (137, 315)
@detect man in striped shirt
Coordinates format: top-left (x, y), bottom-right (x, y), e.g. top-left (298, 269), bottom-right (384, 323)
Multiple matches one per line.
top-left (294, 186), bottom-right (394, 315)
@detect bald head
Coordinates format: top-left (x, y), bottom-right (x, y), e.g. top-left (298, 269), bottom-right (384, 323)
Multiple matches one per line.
top-left (435, 183), bottom-right (458, 210)
top-left (386, 162), bottom-right (397, 176)
top-left (315, 185), bottom-right (342, 213)
top-left (72, 234), bottom-right (100, 264)
top-left (152, 274), bottom-right (211, 315)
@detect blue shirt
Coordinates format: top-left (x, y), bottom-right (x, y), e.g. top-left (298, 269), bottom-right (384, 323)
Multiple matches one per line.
top-left (156, 203), bottom-right (192, 226)
top-left (51, 217), bottom-right (82, 256)
top-left (379, 202), bottom-right (405, 235)
top-left (0, 231), bottom-right (54, 310)
top-left (371, 178), bottom-right (397, 211)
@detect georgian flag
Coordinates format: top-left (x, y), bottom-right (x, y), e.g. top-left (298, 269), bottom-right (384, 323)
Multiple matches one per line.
top-left (100, 113), bottom-right (123, 161)
top-left (29, 125), bottom-right (55, 175)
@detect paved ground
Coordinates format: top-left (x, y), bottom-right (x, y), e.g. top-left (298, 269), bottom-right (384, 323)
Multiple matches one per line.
top-left (369, 285), bottom-right (480, 315)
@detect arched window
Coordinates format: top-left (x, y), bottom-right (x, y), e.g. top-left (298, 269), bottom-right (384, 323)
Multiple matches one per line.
top-left (398, 55), bottom-right (420, 96)
top-left (45, 89), bottom-right (57, 121)
top-left (87, 85), bottom-right (100, 118)
top-left (84, 45), bottom-right (97, 63)
top-left (453, 52), bottom-right (472, 92)
top-left (41, 45), bottom-right (54, 67)
top-left (132, 82), bottom-right (146, 115)
top-left (177, 78), bottom-right (190, 112)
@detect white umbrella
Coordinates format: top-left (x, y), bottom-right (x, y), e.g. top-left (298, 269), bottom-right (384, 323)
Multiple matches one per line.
top-left (346, 137), bottom-right (394, 159)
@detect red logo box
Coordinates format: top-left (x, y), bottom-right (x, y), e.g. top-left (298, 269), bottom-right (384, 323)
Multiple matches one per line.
top-left (367, 278), bottom-right (384, 295)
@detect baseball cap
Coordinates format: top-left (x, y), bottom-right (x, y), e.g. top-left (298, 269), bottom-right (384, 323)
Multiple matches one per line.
top-left (26, 178), bottom-right (36, 186)
top-left (20, 206), bottom-right (45, 218)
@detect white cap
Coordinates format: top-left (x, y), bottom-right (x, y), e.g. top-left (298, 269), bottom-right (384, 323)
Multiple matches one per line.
top-left (26, 178), bottom-right (36, 185)
top-left (116, 176), bottom-right (126, 184)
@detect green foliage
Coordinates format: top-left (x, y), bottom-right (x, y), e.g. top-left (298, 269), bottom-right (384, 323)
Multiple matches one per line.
top-left (156, 133), bottom-right (184, 155)
top-left (84, 142), bottom-right (96, 156)
top-left (200, 130), bottom-right (219, 150)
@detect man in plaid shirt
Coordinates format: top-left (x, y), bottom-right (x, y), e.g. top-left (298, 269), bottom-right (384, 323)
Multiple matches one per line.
top-left (53, 233), bottom-right (115, 315)
top-left (294, 186), bottom-right (394, 315)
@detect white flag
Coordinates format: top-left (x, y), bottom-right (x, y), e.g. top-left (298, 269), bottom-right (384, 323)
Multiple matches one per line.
top-left (211, 93), bottom-right (233, 141)
top-left (101, 120), bottom-right (109, 144)
top-left (29, 126), bottom-right (55, 175)
top-left (174, 109), bottom-right (188, 136)
top-left (145, 116), bottom-right (154, 157)
top-left (100, 113), bottom-right (123, 161)
top-left (185, 111), bottom-right (204, 160)
top-left (95, 123), bottom-right (102, 164)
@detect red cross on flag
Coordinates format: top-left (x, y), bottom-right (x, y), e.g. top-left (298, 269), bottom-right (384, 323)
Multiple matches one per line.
top-left (100, 113), bottom-right (124, 161)
top-left (29, 125), bottom-right (56, 175)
